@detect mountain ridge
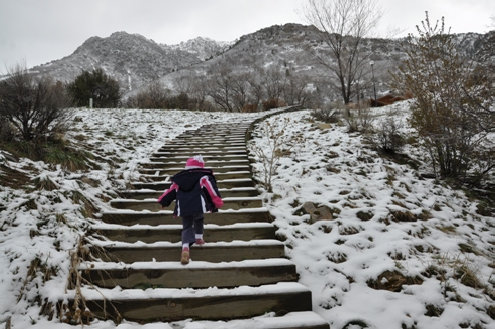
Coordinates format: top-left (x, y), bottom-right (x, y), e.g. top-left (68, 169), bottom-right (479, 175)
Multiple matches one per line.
top-left (25, 24), bottom-right (494, 99)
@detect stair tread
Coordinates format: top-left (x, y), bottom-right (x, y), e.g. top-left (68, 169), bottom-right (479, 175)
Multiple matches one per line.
top-left (131, 177), bottom-right (253, 184)
top-left (121, 186), bottom-right (257, 193)
top-left (91, 222), bottom-right (274, 231)
top-left (168, 311), bottom-right (328, 329)
top-left (80, 258), bottom-right (294, 270)
top-left (88, 238), bottom-right (284, 248)
top-left (111, 196), bottom-right (263, 202)
top-left (72, 282), bottom-right (310, 300)
top-left (100, 207), bottom-right (269, 215)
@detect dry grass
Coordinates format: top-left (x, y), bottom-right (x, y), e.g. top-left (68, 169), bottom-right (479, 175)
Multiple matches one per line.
top-left (56, 236), bottom-right (124, 325)
top-left (424, 253), bottom-right (491, 299)
top-left (367, 270), bottom-right (423, 292)
top-left (0, 164), bottom-right (30, 189)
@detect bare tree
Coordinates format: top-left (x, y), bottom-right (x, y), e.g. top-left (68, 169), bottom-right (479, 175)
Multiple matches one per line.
top-left (245, 80), bottom-right (263, 111)
top-left (0, 65), bottom-right (69, 141)
top-left (187, 74), bottom-right (210, 111)
top-left (231, 73), bottom-right (251, 112)
top-left (304, 0), bottom-right (381, 104)
top-left (207, 65), bottom-right (235, 112)
top-left (262, 67), bottom-right (285, 101)
top-left (282, 71), bottom-right (312, 106)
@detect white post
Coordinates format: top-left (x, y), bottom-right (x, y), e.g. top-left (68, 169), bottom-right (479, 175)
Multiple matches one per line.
top-left (89, 98), bottom-right (93, 108)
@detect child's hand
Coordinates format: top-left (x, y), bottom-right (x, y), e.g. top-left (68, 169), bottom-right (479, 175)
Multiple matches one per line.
top-left (213, 199), bottom-right (224, 209)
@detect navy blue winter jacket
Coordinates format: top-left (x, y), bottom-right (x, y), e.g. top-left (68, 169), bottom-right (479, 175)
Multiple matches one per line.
top-left (157, 168), bottom-right (223, 217)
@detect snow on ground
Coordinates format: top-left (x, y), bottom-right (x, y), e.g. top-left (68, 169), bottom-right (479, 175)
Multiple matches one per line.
top-left (248, 104), bottom-right (494, 329)
top-left (0, 105), bottom-right (493, 329)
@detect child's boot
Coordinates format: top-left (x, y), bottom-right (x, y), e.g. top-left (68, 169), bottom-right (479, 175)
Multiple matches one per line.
top-left (195, 234), bottom-right (205, 246)
top-left (181, 247), bottom-right (190, 265)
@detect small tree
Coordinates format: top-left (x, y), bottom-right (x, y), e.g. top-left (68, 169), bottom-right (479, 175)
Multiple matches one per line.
top-left (393, 13), bottom-right (494, 182)
top-left (304, 0), bottom-right (381, 104)
top-left (250, 118), bottom-right (293, 192)
top-left (0, 65), bottom-right (69, 142)
top-left (131, 80), bottom-right (169, 109)
top-left (67, 68), bottom-right (120, 108)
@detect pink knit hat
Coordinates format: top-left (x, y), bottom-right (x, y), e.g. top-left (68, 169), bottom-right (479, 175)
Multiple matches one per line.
top-left (185, 155), bottom-right (205, 169)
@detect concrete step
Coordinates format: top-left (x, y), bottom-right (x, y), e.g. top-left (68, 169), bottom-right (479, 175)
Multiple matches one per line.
top-left (140, 170), bottom-right (252, 181)
top-left (132, 178), bottom-right (254, 190)
top-left (181, 129), bottom-right (248, 133)
top-left (140, 159), bottom-right (250, 169)
top-left (153, 149), bottom-right (247, 156)
top-left (163, 142), bottom-right (246, 148)
top-left (80, 258), bottom-right (297, 289)
top-left (110, 197), bottom-right (263, 211)
top-left (158, 145), bottom-right (246, 151)
top-left (172, 133), bottom-right (246, 137)
top-left (99, 209), bottom-right (272, 226)
top-left (145, 311), bottom-right (329, 329)
top-left (168, 138), bottom-right (246, 143)
top-left (91, 223), bottom-right (277, 243)
top-left (70, 282), bottom-right (313, 322)
top-left (119, 187), bottom-right (259, 200)
top-left (149, 154), bottom-right (248, 162)
top-left (138, 165), bottom-right (251, 175)
top-left (88, 239), bottom-right (285, 263)
top-left (177, 132), bottom-right (246, 137)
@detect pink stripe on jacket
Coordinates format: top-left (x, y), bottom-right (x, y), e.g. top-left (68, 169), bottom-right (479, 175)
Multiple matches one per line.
top-left (200, 176), bottom-right (224, 208)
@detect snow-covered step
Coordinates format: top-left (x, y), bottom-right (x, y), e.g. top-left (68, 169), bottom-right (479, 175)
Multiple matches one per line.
top-left (168, 138), bottom-right (246, 142)
top-left (149, 154), bottom-right (248, 162)
top-left (179, 129), bottom-right (247, 134)
top-left (188, 134), bottom-right (247, 138)
top-left (119, 186), bottom-right (259, 199)
top-left (158, 145), bottom-right (247, 151)
top-left (110, 196), bottom-right (263, 211)
top-left (161, 311), bottom-right (329, 329)
top-left (140, 159), bottom-right (250, 169)
top-left (187, 127), bottom-right (249, 133)
top-left (138, 165), bottom-right (251, 175)
top-left (80, 258), bottom-right (297, 289)
top-left (68, 282), bottom-right (313, 322)
top-left (91, 222), bottom-right (276, 243)
top-left (132, 177), bottom-right (254, 190)
top-left (140, 170), bottom-right (252, 181)
top-left (99, 207), bottom-right (272, 226)
top-left (171, 136), bottom-right (246, 145)
top-left (164, 140), bottom-right (246, 146)
top-left (87, 239), bottom-right (285, 263)
top-left (153, 149), bottom-right (247, 156)
top-left (186, 130), bottom-right (247, 134)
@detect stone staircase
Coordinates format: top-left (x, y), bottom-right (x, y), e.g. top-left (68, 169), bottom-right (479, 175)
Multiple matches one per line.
top-left (74, 119), bottom-right (329, 328)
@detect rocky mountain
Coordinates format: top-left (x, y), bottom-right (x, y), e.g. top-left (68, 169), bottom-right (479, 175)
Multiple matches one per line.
top-left (165, 37), bottom-right (231, 61)
top-left (155, 24), bottom-right (493, 102)
top-left (28, 32), bottom-right (206, 92)
top-left (25, 24), bottom-right (494, 100)
top-left (154, 23), bottom-right (411, 100)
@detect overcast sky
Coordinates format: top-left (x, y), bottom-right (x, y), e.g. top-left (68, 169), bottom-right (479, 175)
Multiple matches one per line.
top-left (1, 0), bottom-right (494, 73)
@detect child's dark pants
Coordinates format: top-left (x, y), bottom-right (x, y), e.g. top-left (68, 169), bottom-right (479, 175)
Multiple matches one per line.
top-left (181, 213), bottom-right (204, 246)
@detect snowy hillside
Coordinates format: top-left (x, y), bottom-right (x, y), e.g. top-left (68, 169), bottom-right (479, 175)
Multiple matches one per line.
top-left (0, 104), bottom-right (493, 328)
top-left (248, 105), bottom-right (494, 329)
